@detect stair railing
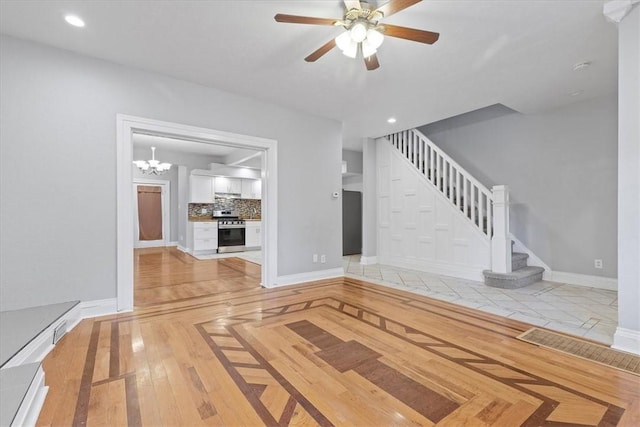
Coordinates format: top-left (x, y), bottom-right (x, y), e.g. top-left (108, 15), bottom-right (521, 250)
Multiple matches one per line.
top-left (385, 129), bottom-right (511, 272)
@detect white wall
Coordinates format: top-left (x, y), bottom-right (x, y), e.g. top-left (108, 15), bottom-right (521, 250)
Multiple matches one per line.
top-left (614, 4), bottom-right (640, 352)
top-left (418, 96), bottom-right (618, 278)
top-left (376, 139), bottom-right (491, 280)
top-left (361, 138), bottom-right (377, 262)
top-left (0, 35), bottom-right (342, 311)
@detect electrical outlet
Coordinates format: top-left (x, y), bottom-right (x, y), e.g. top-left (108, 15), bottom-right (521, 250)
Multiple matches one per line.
top-left (594, 259), bottom-right (603, 269)
top-left (201, 208), bottom-right (207, 214)
top-left (321, 255), bottom-right (326, 264)
top-left (313, 254), bottom-right (318, 263)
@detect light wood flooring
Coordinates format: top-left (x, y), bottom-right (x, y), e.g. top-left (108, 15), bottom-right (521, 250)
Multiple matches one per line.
top-left (37, 247), bottom-right (640, 426)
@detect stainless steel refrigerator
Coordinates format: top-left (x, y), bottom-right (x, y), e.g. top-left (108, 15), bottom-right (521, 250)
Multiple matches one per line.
top-left (342, 190), bottom-right (362, 256)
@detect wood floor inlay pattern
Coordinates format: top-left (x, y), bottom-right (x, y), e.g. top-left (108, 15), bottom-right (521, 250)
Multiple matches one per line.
top-left (36, 248), bottom-right (639, 426)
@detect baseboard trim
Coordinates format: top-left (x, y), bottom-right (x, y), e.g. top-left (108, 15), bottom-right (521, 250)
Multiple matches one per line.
top-left (549, 271), bottom-right (617, 291)
top-left (378, 256), bottom-right (486, 281)
top-left (79, 298), bottom-right (120, 319)
top-left (272, 268), bottom-right (344, 288)
top-left (360, 256), bottom-right (378, 265)
top-left (176, 245), bottom-right (189, 254)
top-left (612, 327), bottom-right (640, 355)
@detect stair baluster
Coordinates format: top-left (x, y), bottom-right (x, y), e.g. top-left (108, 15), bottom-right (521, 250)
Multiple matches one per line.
top-left (385, 129), bottom-right (496, 239)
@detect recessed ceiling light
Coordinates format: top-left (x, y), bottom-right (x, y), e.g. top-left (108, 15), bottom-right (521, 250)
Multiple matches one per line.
top-left (387, 117), bottom-right (397, 124)
top-left (64, 15), bottom-right (85, 28)
top-left (572, 61), bottom-right (591, 71)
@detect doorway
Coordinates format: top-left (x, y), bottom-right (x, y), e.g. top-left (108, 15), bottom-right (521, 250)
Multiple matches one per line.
top-left (133, 180), bottom-right (170, 248)
top-left (117, 115), bottom-right (278, 312)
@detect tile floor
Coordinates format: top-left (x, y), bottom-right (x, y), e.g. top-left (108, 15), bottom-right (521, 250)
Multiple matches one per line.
top-left (343, 255), bottom-right (618, 345)
top-left (198, 250), bottom-right (618, 345)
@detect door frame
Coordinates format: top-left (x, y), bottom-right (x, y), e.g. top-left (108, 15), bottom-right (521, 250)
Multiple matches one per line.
top-left (117, 114), bottom-right (278, 312)
top-left (133, 179), bottom-right (171, 248)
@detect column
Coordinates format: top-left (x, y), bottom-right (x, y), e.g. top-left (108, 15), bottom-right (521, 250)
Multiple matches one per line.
top-left (491, 185), bottom-right (512, 274)
top-left (361, 138), bottom-right (378, 265)
top-left (605, 1), bottom-right (640, 354)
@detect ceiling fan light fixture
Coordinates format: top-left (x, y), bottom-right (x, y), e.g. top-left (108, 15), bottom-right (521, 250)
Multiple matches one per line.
top-left (350, 21), bottom-right (368, 42)
top-left (362, 39), bottom-right (377, 58)
top-left (342, 40), bottom-right (358, 58)
top-left (335, 31), bottom-right (352, 51)
top-left (366, 28), bottom-right (384, 49)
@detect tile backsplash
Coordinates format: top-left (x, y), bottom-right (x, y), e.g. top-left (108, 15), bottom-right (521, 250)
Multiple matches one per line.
top-left (189, 198), bottom-right (261, 219)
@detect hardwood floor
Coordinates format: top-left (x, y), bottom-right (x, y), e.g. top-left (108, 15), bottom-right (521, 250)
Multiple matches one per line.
top-left (37, 247), bottom-right (639, 426)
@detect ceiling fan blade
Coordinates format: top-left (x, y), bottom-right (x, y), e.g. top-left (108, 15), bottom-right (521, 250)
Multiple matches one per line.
top-left (305, 39), bottom-right (337, 62)
top-left (274, 14), bottom-right (340, 26)
top-left (382, 24), bottom-right (439, 44)
top-left (364, 53), bottom-right (380, 71)
top-left (344, 0), bottom-right (362, 10)
top-left (374, 0), bottom-right (422, 18)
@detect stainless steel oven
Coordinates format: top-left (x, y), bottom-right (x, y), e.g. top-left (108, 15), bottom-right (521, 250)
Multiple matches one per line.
top-left (213, 210), bottom-right (246, 253)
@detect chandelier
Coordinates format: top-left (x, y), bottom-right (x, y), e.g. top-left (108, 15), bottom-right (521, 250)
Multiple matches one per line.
top-left (133, 146), bottom-right (172, 175)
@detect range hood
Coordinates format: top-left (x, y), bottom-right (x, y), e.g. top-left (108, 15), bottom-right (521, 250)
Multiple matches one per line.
top-left (215, 192), bottom-right (241, 199)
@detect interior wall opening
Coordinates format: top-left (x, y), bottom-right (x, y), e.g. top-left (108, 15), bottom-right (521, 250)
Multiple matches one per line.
top-left (117, 115), bottom-right (278, 312)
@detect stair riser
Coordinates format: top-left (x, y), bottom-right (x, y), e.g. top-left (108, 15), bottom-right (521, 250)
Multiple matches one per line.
top-left (484, 271), bottom-right (543, 289)
top-left (512, 258), bottom-right (528, 270)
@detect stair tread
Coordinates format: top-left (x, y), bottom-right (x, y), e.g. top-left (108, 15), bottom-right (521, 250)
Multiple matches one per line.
top-left (483, 266), bottom-right (544, 280)
top-left (512, 252), bottom-right (528, 258)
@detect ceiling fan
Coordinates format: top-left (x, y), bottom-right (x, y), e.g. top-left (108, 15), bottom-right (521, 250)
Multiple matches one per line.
top-left (274, 0), bottom-right (439, 71)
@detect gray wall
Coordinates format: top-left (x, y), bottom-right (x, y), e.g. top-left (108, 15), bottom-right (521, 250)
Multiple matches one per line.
top-left (342, 149), bottom-right (363, 174)
top-left (418, 96), bottom-right (618, 278)
top-left (0, 35), bottom-right (342, 311)
top-left (342, 149), bottom-right (363, 192)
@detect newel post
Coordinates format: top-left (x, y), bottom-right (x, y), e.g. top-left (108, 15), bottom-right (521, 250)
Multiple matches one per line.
top-left (491, 185), bottom-right (512, 273)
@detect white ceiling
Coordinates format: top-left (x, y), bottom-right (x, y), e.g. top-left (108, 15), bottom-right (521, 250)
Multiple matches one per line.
top-left (0, 0), bottom-right (617, 151)
top-left (132, 133), bottom-right (263, 170)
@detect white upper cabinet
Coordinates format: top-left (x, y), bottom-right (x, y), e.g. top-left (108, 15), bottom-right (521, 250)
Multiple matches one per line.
top-left (241, 179), bottom-right (262, 200)
top-left (190, 175), bottom-right (214, 203)
top-left (214, 176), bottom-right (242, 194)
top-left (252, 179), bottom-right (262, 199)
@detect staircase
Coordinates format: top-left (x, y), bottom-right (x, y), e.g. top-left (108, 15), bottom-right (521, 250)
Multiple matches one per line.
top-left (483, 243), bottom-right (545, 288)
top-left (386, 129), bottom-right (493, 238)
top-left (385, 129), bottom-right (544, 288)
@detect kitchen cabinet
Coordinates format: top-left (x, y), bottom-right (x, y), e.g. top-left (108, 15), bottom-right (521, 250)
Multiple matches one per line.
top-left (241, 179), bottom-right (262, 200)
top-left (214, 177), bottom-right (241, 195)
top-left (191, 221), bottom-right (218, 253)
top-left (245, 221), bottom-right (261, 248)
top-left (190, 175), bottom-right (214, 203)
